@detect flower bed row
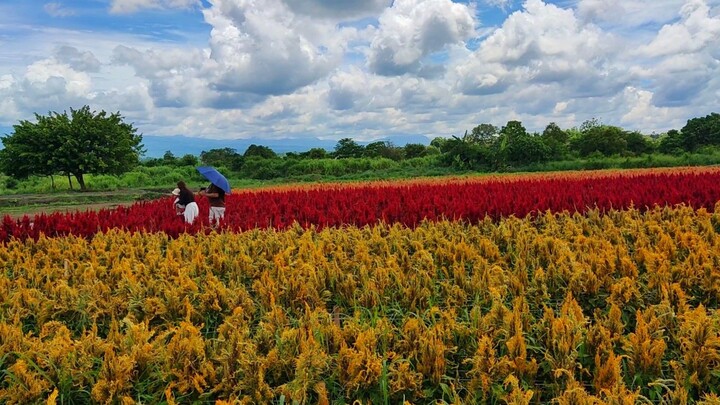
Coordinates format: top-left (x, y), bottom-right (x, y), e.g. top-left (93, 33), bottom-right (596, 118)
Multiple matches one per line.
top-left (3, 167), bottom-right (720, 241)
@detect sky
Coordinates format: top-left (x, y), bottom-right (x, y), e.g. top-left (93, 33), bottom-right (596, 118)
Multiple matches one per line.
top-left (0, 0), bottom-right (719, 152)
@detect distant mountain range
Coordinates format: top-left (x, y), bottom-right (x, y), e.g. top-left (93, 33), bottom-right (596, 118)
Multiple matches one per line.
top-left (141, 134), bottom-right (433, 158)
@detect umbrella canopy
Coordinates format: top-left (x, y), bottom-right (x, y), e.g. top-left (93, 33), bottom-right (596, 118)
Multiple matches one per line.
top-left (196, 166), bottom-right (231, 193)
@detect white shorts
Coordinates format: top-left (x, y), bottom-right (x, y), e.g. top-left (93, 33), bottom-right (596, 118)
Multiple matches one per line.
top-left (209, 206), bottom-right (226, 222)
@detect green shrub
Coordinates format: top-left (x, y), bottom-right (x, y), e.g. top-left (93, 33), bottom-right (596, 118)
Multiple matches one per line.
top-left (86, 175), bottom-right (121, 190)
top-left (4, 177), bottom-right (18, 189)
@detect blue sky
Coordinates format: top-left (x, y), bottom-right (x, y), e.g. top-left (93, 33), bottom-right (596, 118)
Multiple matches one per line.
top-left (1, 0), bottom-right (719, 155)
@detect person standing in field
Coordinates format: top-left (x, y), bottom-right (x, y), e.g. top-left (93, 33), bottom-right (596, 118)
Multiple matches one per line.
top-left (171, 188), bottom-right (184, 216)
top-left (176, 181), bottom-right (199, 224)
top-left (199, 183), bottom-right (225, 224)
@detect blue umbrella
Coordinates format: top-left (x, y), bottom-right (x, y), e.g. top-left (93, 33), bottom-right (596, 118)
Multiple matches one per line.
top-left (196, 166), bottom-right (231, 193)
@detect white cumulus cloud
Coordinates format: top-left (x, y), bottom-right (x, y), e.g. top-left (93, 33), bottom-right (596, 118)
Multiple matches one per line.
top-left (2, 0), bottom-right (720, 143)
top-left (454, 0), bottom-right (622, 100)
top-left (202, 0), bottom-right (344, 95)
top-left (642, 0), bottom-right (720, 57)
top-left (368, 0), bottom-right (476, 76)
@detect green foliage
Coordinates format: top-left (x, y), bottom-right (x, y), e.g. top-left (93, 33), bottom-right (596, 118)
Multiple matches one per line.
top-left (162, 151), bottom-right (177, 165)
top-left (403, 143), bottom-right (427, 159)
top-left (567, 125), bottom-right (653, 158)
top-left (579, 117), bottom-right (602, 132)
top-left (0, 119), bottom-right (53, 179)
top-left (542, 122), bottom-right (569, 160)
top-left (569, 125), bottom-right (628, 157)
top-left (141, 153), bottom-right (199, 168)
top-left (0, 105), bottom-right (143, 190)
top-left (200, 148), bottom-right (243, 170)
top-left (425, 145), bottom-right (440, 156)
top-left (283, 158), bottom-right (338, 176)
top-left (438, 136), bottom-right (491, 170)
top-left (506, 133), bottom-right (551, 165)
top-left (340, 157), bottom-right (383, 174)
top-left (400, 155), bottom-right (440, 168)
top-left (4, 111), bottom-right (720, 197)
top-left (299, 148), bottom-right (329, 159)
top-left (364, 141), bottom-right (403, 160)
top-left (87, 175), bottom-right (123, 190)
top-left (622, 131), bottom-right (654, 155)
top-left (429, 137), bottom-right (447, 150)
top-left (4, 177), bottom-right (18, 190)
top-left (512, 147), bottom-right (720, 172)
top-left (139, 157), bottom-right (163, 167)
top-left (240, 156), bottom-right (284, 179)
top-left (499, 121), bottom-right (550, 165)
top-left (658, 130), bottom-right (685, 155)
top-left (244, 144), bottom-right (277, 159)
top-left (333, 138), bottom-right (364, 158)
top-left (681, 112), bottom-right (720, 151)
top-left (467, 123), bottom-right (498, 145)
top-left (128, 166), bottom-right (204, 187)
top-left (120, 171), bottom-right (153, 187)
top-left (178, 154), bottom-right (199, 166)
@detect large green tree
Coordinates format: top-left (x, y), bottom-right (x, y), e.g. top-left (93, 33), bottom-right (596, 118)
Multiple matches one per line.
top-left (439, 134), bottom-right (492, 170)
top-left (333, 138), bottom-right (364, 158)
top-left (200, 148), bottom-right (243, 170)
top-left (622, 130), bottom-right (654, 155)
top-left (680, 112), bottom-right (720, 151)
top-left (0, 106), bottom-right (143, 190)
top-left (569, 125), bottom-right (627, 157)
top-left (658, 129), bottom-right (685, 155)
top-left (541, 122), bottom-right (569, 160)
top-left (0, 119), bottom-right (54, 181)
top-left (244, 144), bottom-right (277, 159)
top-left (498, 121), bottom-right (550, 165)
top-left (467, 123), bottom-right (498, 146)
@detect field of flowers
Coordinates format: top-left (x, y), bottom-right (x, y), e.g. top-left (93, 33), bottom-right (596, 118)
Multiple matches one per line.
top-left (2, 167), bottom-right (720, 404)
top-left (4, 167), bottom-right (720, 241)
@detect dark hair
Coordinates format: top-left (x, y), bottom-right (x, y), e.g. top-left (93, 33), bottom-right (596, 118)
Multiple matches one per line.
top-left (177, 181), bottom-right (187, 189)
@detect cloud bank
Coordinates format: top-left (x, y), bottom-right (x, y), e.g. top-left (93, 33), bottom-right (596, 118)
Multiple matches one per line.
top-left (1, 0), bottom-right (718, 143)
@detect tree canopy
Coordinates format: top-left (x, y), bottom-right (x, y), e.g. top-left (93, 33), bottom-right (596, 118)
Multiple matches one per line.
top-left (200, 148), bottom-right (243, 170)
top-left (244, 144), bottom-right (278, 159)
top-left (333, 138), bottom-right (364, 158)
top-left (0, 106), bottom-right (143, 190)
top-left (681, 112), bottom-right (720, 151)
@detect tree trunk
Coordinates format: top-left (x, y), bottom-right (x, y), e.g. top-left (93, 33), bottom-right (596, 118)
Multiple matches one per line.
top-left (74, 173), bottom-right (86, 190)
top-left (50, 175), bottom-right (55, 190)
top-left (67, 173), bottom-right (73, 190)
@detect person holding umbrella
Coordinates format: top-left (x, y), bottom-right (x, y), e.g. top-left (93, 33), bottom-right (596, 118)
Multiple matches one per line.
top-left (199, 182), bottom-right (225, 223)
top-left (196, 166), bottom-right (231, 224)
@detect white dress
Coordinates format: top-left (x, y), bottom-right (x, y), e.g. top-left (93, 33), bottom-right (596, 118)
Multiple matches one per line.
top-left (183, 201), bottom-right (199, 223)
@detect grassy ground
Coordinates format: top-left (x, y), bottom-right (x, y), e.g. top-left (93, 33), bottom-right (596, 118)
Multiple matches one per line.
top-left (0, 188), bottom-right (168, 219)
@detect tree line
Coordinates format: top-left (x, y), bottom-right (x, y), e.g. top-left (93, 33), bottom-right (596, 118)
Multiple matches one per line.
top-left (1, 105), bottom-right (718, 189)
top-left (148, 113), bottom-right (720, 179)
